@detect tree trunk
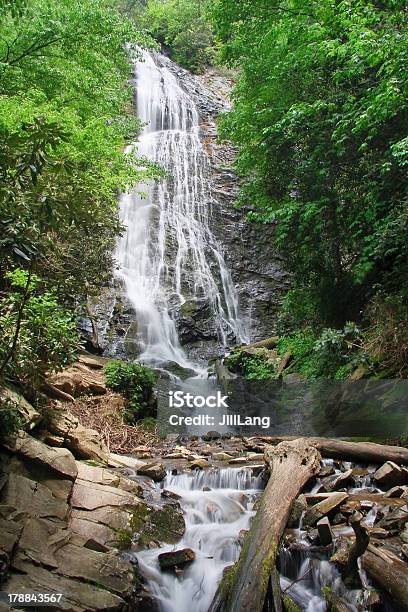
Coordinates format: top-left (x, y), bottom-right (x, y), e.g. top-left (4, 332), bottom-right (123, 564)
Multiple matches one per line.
top-left (311, 438), bottom-right (408, 465)
top-left (237, 336), bottom-right (280, 350)
top-left (362, 545), bottom-right (408, 612)
top-left (210, 439), bottom-right (321, 612)
top-left (249, 437), bottom-right (408, 465)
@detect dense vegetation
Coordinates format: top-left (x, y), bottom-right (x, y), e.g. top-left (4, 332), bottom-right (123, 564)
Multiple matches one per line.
top-left (0, 0), bottom-right (159, 406)
top-left (209, 0), bottom-right (408, 377)
top-left (140, 0), bottom-right (214, 72)
top-left (105, 360), bottom-right (157, 422)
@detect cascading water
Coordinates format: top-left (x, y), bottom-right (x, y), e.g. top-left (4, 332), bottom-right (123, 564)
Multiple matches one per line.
top-left (134, 467), bottom-right (262, 612)
top-left (116, 50), bottom-right (249, 370)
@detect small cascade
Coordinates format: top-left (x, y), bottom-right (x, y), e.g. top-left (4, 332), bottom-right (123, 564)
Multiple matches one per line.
top-left (115, 50), bottom-right (249, 370)
top-left (134, 467), bottom-right (262, 612)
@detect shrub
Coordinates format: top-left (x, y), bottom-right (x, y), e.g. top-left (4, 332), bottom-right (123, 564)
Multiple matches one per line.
top-left (0, 398), bottom-right (26, 440)
top-left (0, 269), bottom-right (79, 387)
top-left (363, 294), bottom-right (408, 377)
top-left (224, 349), bottom-right (275, 380)
top-left (104, 360), bottom-right (157, 423)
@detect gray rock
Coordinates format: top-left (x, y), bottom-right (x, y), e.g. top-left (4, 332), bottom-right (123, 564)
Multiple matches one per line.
top-left (4, 432), bottom-right (77, 481)
top-left (158, 548), bottom-right (195, 571)
top-left (317, 517), bottom-right (333, 545)
top-left (136, 462), bottom-right (166, 482)
top-left (303, 492), bottom-right (349, 527)
top-left (374, 462), bottom-right (407, 489)
top-left (46, 408), bottom-right (109, 464)
top-left (0, 387), bottom-right (42, 430)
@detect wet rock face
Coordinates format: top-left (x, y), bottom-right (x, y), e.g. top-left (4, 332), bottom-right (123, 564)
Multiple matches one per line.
top-left (156, 56), bottom-right (290, 349)
top-left (91, 56), bottom-right (289, 361)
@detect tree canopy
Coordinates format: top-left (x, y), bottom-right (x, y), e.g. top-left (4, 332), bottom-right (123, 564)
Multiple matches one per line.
top-left (209, 0), bottom-right (408, 335)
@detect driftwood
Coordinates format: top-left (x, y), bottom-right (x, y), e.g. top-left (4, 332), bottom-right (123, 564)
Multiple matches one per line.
top-left (362, 545), bottom-right (408, 612)
top-left (210, 439), bottom-right (321, 612)
top-left (330, 511), bottom-right (369, 587)
top-left (248, 436), bottom-right (408, 465)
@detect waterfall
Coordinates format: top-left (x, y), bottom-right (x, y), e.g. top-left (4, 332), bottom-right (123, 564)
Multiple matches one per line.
top-left (115, 50), bottom-right (249, 369)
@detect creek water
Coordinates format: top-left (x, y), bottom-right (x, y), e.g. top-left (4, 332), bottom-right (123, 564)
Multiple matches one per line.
top-left (132, 462), bottom-right (396, 612)
top-left (115, 49), bottom-right (248, 372)
top-left (135, 467), bottom-right (263, 611)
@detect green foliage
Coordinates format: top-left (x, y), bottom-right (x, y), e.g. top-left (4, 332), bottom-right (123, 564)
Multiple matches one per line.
top-left (224, 349), bottom-right (275, 380)
top-left (104, 360), bottom-right (157, 422)
top-left (0, 398), bottom-right (26, 439)
top-left (0, 0), bottom-right (160, 389)
top-left (210, 0), bottom-right (408, 328)
top-left (276, 324), bottom-right (363, 379)
top-left (363, 293), bottom-right (408, 376)
top-left (0, 269), bottom-right (79, 385)
top-left (143, 0), bottom-right (215, 72)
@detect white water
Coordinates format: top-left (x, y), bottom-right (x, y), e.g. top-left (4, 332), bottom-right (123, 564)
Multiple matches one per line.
top-left (116, 50), bottom-right (248, 370)
top-left (135, 467), bottom-right (262, 612)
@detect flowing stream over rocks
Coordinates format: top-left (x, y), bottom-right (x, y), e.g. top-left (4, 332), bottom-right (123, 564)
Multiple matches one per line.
top-left (134, 467), bottom-right (262, 611)
top-left (115, 50), bottom-right (249, 372)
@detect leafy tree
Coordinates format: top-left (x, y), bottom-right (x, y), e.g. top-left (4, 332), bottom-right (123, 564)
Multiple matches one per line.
top-left (210, 0), bottom-right (408, 330)
top-left (143, 0), bottom-right (215, 72)
top-left (0, 0), bottom-right (159, 390)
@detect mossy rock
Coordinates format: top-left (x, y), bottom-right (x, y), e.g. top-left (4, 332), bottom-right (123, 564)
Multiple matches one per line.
top-left (130, 502), bottom-right (185, 549)
top-left (180, 300), bottom-right (197, 317)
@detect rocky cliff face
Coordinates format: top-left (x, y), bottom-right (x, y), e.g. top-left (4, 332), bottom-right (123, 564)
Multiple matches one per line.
top-left (86, 56), bottom-right (290, 363)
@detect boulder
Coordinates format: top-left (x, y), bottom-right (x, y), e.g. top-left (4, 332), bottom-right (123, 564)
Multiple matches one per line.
top-left (317, 517), bottom-right (333, 545)
top-left (303, 492), bottom-right (349, 527)
top-left (76, 461), bottom-right (143, 497)
top-left (4, 564), bottom-right (127, 611)
top-left (108, 453), bottom-right (146, 470)
top-left (158, 548), bottom-right (195, 571)
top-left (71, 479), bottom-right (141, 512)
top-left (46, 408), bottom-right (108, 464)
top-left (0, 387), bottom-right (42, 430)
top-left (190, 458), bottom-right (210, 470)
top-left (323, 469), bottom-right (353, 492)
top-left (48, 364), bottom-right (106, 398)
top-left (374, 462), bottom-right (407, 489)
top-left (78, 355), bottom-right (105, 370)
top-left (137, 463), bottom-right (166, 482)
top-left (212, 452), bottom-right (233, 461)
top-left (131, 502), bottom-right (185, 547)
top-left (1, 473), bottom-right (69, 523)
top-left (4, 432), bottom-right (77, 481)
top-left (202, 431), bottom-right (221, 441)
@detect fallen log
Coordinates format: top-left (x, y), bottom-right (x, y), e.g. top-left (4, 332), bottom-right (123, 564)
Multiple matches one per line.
top-left (236, 336), bottom-right (280, 351)
top-left (362, 545), bottom-right (408, 611)
top-left (248, 437), bottom-right (408, 465)
top-left (311, 438), bottom-right (408, 465)
top-left (209, 439), bottom-right (321, 612)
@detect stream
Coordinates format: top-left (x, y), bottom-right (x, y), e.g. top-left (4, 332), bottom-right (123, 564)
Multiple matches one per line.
top-left (134, 467), bottom-right (263, 611)
top-left (129, 461), bottom-right (398, 612)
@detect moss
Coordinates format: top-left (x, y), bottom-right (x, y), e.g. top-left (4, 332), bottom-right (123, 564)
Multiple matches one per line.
top-left (282, 594), bottom-right (301, 612)
top-left (129, 503), bottom-right (185, 549)
top-left (113, 527), bottom-right (133, 549)
top-left (180, 300), bottom-right (197, 317)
